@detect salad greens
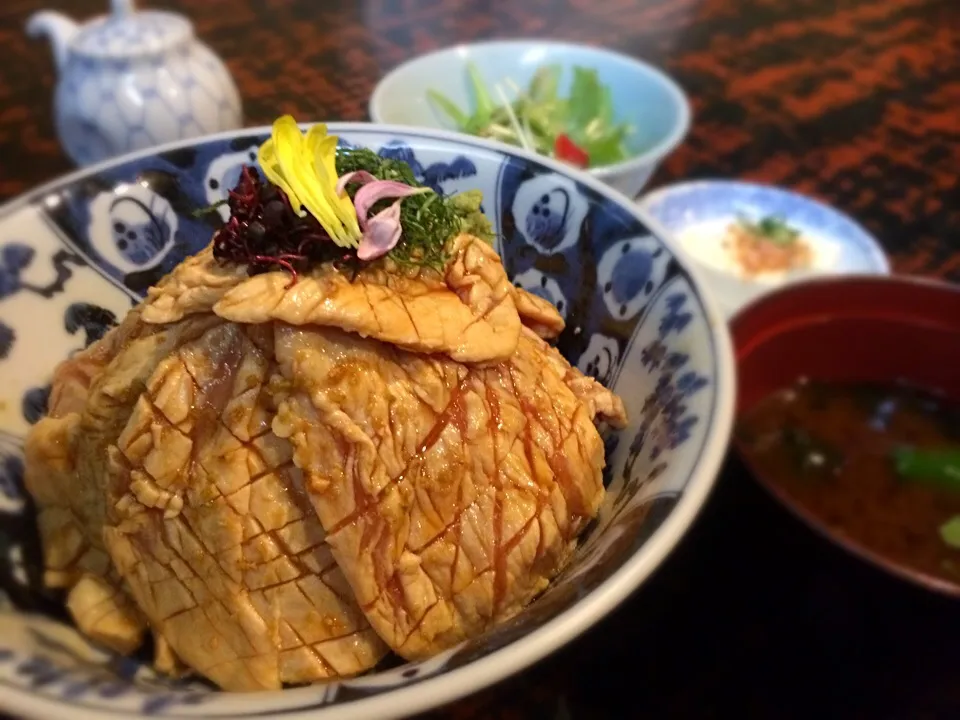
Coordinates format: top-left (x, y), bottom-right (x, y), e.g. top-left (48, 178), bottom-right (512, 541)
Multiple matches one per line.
top-left (427, 62), bottom-right (634, 169)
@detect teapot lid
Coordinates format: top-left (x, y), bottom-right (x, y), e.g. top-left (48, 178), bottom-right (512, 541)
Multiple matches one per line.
top-left (73, 9), bottom-right (192, 58)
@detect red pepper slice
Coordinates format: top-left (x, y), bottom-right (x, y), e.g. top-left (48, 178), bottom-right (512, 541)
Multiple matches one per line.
top-left (554, 134), bottom-right (590, 168)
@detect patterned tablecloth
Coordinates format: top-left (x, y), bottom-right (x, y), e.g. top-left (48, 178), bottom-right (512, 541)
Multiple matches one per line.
top-left (0, 0), bottom-right (959, 717)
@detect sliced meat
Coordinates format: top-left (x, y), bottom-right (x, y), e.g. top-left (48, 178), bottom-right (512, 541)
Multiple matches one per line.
top-left (65, 573), bottom-right (145, 655)
top-left (45, 314), bottom-right (139, 418)
top-left (26, 415), bottom-right (88, 588)
top-left (141, 246), bottom-right (249, 325)
top-left (70, 312), bottom-right (222, 572)
top-left (102, 320), bottom-right (387, 691)
top-left (144, 237), bottom-right (562, 344)
top-left (271, 324), bottom-right (616, 660)
top-left (24, 306), bottom-right (151, 576)
top-left (25, 231), bottom-right (626, 691)
top-left (143, 235), bottom-right (523, 364)
top-left (523, 328), bottom-right (627, 427)
top-left (24, 308), bottom-right (156, 650)
top-left (512, 288), bottom-right (565, 340)
top-left (214, 237), bottom-right (520, 364)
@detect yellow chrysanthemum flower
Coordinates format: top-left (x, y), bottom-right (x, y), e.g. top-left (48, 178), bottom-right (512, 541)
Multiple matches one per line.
top-left (257, 116), bottom-right (361, 247)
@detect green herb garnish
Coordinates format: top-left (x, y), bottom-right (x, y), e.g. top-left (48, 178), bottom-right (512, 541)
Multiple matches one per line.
top-left (191, 198), bottom-right (228, 218)
top-left (427, 62), bottom-right (634, 168)
top-left (737, 214), bottom-right (802, 246)
top-left (448, 189), bottom-right (495, 244)
top-left (335, 147), bottom-right (494, 271)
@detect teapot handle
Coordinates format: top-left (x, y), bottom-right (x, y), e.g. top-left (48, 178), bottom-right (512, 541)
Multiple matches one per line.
top-left (110, 0), bottom-right (136, 17)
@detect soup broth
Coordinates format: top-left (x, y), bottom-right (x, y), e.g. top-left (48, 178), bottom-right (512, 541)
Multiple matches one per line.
top-left (737, 379), bottom-right (960, 585)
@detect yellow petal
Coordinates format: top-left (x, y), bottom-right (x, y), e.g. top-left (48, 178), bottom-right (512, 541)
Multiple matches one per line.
top-left (292, 125), bottom-right (354, 245)
top-left (255, 116), bottom-right (362, 248)
top-left (306, 127), bottom-right (344, 213)
top-left (305, 123), bottom-right (330, 155)
top-left (258, 134), bottom-right (304, 216)
top-left (308, 127), bottom-right (361, 238)
top-left (274, 119), bottom-right (348, 243)
top-left (308, 126), bottom-right (337, 181)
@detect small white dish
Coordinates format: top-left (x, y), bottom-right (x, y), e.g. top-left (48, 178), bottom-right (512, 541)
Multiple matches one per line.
top-left (638, 180), bottom-right (891, 318)
top-left (369, 40), bottom-right (691, 199)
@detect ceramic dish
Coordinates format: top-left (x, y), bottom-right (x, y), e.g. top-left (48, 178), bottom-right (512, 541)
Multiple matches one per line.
top-left (369, 40), bottom-right (691, 199)
top-left (638, 180), bottom-right (890, 318)
top-left (732, 275), bottom-right (960, 596)
top-left (0, 123), bottom-right (734, 719)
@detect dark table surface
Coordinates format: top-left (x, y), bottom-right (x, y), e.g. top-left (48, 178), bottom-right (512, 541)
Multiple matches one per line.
top-left (2, 0), bottom-right (960, 717)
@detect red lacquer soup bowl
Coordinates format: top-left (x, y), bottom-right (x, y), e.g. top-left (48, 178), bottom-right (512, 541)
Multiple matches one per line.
top-left (730, 275), bottom-right (960, 596)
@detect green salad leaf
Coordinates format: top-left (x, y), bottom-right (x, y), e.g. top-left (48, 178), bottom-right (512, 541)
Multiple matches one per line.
top-left (529, 64), bottom-right (561, 103)
top-left (567, 67), bottom-right (605, 130)
top-left (466, 63), bottom-right (496, 133)
top-left (426, 62), bottom-right (634, 168)
top-left (426, 89), bottom-right (469, 129)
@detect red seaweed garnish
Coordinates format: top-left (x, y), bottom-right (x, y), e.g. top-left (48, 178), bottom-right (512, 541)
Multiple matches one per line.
top-left (211, 166), bottom-right (356, 285)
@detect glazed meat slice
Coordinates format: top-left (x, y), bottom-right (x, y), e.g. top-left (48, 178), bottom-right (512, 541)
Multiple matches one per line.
top-left (511, 286), bottom-right (565, 339)
top-left (24, 308), bottom-right (156, 653)
top-left (24, 231), bottom-right (622, 690)
top-left (272, 324), bottom-right (626, 659)
top-left (101, 319), bottom-right (387, 691)
top-left (142, 235), bottom-right (563, 357)
top-left (27, 308), bottom-right (387, 690)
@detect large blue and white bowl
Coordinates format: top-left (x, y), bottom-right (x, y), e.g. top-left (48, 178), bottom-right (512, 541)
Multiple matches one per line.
top-left (0, 125), bottom-right (733, 719)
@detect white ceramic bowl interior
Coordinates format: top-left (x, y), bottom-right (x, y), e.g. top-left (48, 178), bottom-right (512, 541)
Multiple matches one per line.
top-left (0, 124), bottom-right (732, 719)
top-left (369, 40), bottom-right (692, 199)
top-left (638, 180), bottom-right (891, 319)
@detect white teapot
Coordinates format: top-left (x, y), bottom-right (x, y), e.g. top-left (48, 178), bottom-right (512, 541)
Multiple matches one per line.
top-left (28, 0), bottom-right (243, 166)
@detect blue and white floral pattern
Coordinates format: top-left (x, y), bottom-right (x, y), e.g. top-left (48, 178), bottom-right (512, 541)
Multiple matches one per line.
top-left (577, 333), bottom-right (620, 387)
top-left (0, 126), bottom-right (731, 718)
top-left (86, 183), bottom-right (179, 275)
top-left (0, 434), bottom-right (25, 516)
top-left (511, 267), bottom-right (569, 320)
top-left (596, 235), bottom-right (670, 321)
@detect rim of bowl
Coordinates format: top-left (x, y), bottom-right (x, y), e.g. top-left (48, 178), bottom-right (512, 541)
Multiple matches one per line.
top-left (0, 122), bottom-right (734, 720)
top-left (729, 271), bottom-right (954, 327)
top-left (368, 39), bottom-right (693, 179)
top-left (730, 272), bottom-right (960, 598)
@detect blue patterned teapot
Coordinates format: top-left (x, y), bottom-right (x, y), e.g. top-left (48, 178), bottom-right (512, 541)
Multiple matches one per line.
top-left (27, 0), bottom-right (243, 167)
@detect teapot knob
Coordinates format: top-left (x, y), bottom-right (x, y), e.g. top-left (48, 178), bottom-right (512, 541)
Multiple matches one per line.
top-left (110, 0), bottom-right (136, 17)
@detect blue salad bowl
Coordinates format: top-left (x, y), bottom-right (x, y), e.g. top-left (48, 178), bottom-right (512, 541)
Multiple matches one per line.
top-left (0, 124), bottom-right (733, 719)
top-left (369, 40), bottom-right (692, 199)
